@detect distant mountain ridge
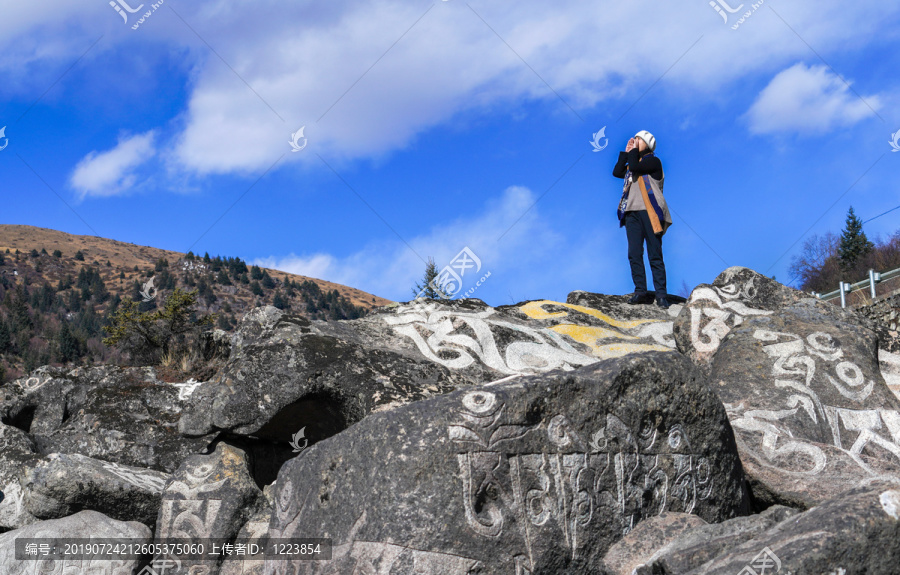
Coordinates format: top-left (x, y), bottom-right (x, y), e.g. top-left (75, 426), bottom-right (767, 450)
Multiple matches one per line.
top-left (0, 224), bottom-right (393, 381)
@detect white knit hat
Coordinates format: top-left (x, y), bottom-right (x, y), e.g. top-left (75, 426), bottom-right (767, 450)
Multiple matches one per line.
top-left (634, 130), bottom-right (656, 152)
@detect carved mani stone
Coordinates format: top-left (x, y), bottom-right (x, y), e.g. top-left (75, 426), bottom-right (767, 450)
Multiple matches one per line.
top-left (154, 442), bottom-right (263, 575)
top-left (266, 351), bottom-right (748, 575)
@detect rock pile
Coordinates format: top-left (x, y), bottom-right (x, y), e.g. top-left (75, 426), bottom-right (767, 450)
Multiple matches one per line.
top-left (2, 267), bottom-right (900, 574)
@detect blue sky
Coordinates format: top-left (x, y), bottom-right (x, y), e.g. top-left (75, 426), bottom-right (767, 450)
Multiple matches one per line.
top-left (1, 0), bottom-right (899, 306)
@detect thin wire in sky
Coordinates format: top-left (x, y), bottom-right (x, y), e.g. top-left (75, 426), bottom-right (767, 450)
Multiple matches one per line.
top-left (167, 5), bottom-right (286, 124)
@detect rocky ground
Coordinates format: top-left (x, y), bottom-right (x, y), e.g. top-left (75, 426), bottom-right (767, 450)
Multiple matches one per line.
top-left (2, 266), bottom-right (900, 574)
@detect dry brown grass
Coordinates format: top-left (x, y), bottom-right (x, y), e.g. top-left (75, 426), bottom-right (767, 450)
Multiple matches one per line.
top-left (0, 224), bottom-right (393, 309)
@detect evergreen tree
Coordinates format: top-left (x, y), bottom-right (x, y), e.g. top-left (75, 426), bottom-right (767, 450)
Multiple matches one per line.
top-left (57, 322), bottom-right (81, 363)
top-left (261, 271), bottom-right (275, 289)
top-left (412, 257), bottom-right (449, 299)
top-left (103, 288), bottom-right (214, 365)
top-left (838, 206), bottom-right (874, 271)
top-left (38, 284), bottom-right (55, 312)
top-left (66, 289), bottom-right (82, 312)
top-left (10, 286), bottom-right (32, 330)
top-left (57, 275), bottom-right (73, 291)
top-left (0, 320), bottom-right (11, 353)
top-left (74, 250), bottom-right (85, 261)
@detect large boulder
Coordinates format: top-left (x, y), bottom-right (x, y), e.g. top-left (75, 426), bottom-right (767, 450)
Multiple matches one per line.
top-left (633, 504), bottom-right (798, 574)
top-left (601, 512), bottom-right (707, 575)
top-left (566, 290), bottom-right (685, 326)
top-left (264, 352), bottom-right (748, 575)
top-left (712, 299), bottom-right (900, 508)
top-left (0, 509), bottom-right (151, 574)
top-left (179, 297), bottom-right (678, 449)
top-left (0, 365), bottom-right (215, 473)
top-left (0, 422), bottom-right (40, 531)
top-left (20, 452), bottom-right (169, 527)
top-left (663, 482), bottom-right (900, 574)
top-left (673, 267), bottom-right (802, 370)
top-left (220, 499), bottom-right (273, 575)
top-left (673, 268), bottom-right (900, 508)
top-left (882, 348), bottom-right (900, 400)
top-left (153, 442), bottom-right (264, 574)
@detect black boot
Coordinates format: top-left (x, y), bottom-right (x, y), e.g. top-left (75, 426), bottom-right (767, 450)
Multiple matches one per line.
top-left (655, 295), bottom-right (671, 309)
top-left (628, 292), bottom-right (654, 305)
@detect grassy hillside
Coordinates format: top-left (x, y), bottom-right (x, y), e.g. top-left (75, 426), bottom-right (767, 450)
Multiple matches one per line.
top-left (0, 225), bottom-right (394, 381)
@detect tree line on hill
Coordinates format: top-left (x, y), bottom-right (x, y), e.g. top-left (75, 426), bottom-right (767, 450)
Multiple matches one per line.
top-left (789, 207), bottom-right (900, 295)
top-left (0, 249), bottom-right (369, 382)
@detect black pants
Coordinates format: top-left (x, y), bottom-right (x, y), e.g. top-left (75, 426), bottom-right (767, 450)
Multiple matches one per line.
top-left (625, 210), bottom-right (667, 296)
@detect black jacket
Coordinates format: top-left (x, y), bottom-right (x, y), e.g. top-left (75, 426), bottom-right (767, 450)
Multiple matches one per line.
top-left (612, 149), bottom-right (663, 181)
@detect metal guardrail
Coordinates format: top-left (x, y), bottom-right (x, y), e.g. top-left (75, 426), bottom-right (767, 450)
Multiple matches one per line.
top-left (813, 266), bottom-right (900, 308)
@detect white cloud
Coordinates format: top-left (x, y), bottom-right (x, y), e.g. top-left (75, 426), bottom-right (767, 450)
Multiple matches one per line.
top-left (161, 0), bottom-right (900, 174)
top-left (744, 63), bottom-right (881, 135)
top-left (254, 185), bottom-right (570, 301)
top-left (2, 1), bottom-right (897, 173)
top-left (69, 131), bottom-right (156, 198)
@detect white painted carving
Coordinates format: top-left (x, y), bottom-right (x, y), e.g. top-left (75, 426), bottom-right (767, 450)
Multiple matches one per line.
top-left (166, 462), bottom-right (226, 499)
top-left (0, 481), bottom-right (26, 524)
top-left (880, 349), bottom-right (900, 400)
top-left (727, 401), bottom-right (827, 474)
top-left (272, 511), bottom-right (482, 575)
top-left (448, 394), bottom-right (711, 571)
top-left (635, 321), bottom-right (677, 349)
top-left (17, 374), bottom-right (50, 393)
top-left (341, 541), bottom-right (482, 574)
top-left (387, 307), bottom-right (600, 375)
top-left (171, 378), bottom-right (203, 401)
top-left (686, 280), bottom-right (773, 359)
top-left (880, 490), bottom-right (900, 520)
top-left (4, 558), bottom-right (136, 575)
top-left (158, 498), bottom-right (222, 539)
top-left (100, 461), bottom-right (168, 492)
top-left (726, 328), bottom-right (900, 477)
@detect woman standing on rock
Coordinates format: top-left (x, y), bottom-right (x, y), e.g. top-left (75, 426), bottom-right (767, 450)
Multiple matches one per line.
top-left (612, 130), bottom-right (673, 308)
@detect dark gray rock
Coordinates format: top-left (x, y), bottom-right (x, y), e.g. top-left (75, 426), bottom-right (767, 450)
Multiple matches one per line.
top-left (567, 290), bottom-right (686, 326)
top-left (20, 452), bottom-right (169, 527)
top-left (220, 500), bottom-right (273, 575)
top-left (0, 365), bottom-right (215, 473)
top-left (673, 267), bottom-right (804, 370)
top-left (200, 328), bottom-right (233, 362)
top-left (601, 512), bottom-right (707, 575)
top-left (154, 441), bottom-right (263, 574)
top-left (636, 504), bottom-right (798, 574)
top-left (0, 422), bottom-right (40, 531)
top-left (882, 348), bottom-right (900, 399)
top-left (678, 482), bottom-right (900, 575)
top-left (179, 297), bottom-right (680, 453)
top-left (671, 267), bottom-right (900, 508)
top-left (178, 305), bottom-right (469, 443)
top-left (264, 352), bottom-right (748, 575)
top-left (0, 509), bottom-right (151, 574)
top-left (710, 298), bottom-right (900, 508)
